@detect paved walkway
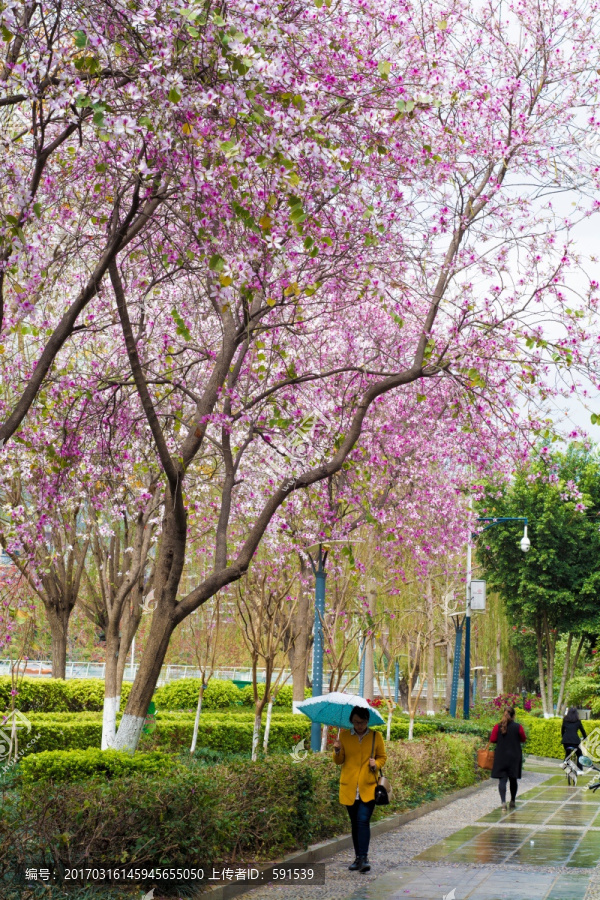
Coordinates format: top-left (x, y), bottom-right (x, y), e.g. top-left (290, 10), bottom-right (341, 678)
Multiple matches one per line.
top-left (246, 759), bottom-right (600, 900)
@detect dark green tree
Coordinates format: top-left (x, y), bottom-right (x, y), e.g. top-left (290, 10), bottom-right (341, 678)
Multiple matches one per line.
top-left (478, 446), bottom-right (600, 716)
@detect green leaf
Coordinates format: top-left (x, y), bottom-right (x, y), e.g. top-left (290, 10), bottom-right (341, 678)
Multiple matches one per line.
top-left (171, 308), bottom-right (191, 341)
top-left (1, 25), bottom-right (13, 42)
top-left (95, 163), bottom-right (107, 173)
top-left (139, 116), bottom-right (154, 131)
top-left (377, 60), bottom-right (391, 77)
top-left (212, 14), bottom-right (226, 25)
top-left (168, 87), bottom-right (182, 104)
top-left (209, 254), bottom-right (225, 272)
top-left (74, 30), bottom-right (88, 48)
top-left (33, 203), bottom-right (42, 219)
top-left (591, 414), bottom-right (600, 426)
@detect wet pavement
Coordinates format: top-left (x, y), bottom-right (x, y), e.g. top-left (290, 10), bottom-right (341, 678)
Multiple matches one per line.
top-left (346, 766), bottom-right (600, 900)
top-left (245, 758), bottom-right (600, 900)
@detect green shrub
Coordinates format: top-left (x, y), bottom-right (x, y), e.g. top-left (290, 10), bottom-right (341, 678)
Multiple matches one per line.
top-left (0, 677), bottom-right (131, 713)
top-left (4, 708), bottom-right (468, 757)
top-left (517, 714), bottom-right (600, 759)
top-left (20, 748), bottom-right (174, 783)
top-left (240, 684), bottom-right (311, 707)
top-left (3, 734), bottom-right (482, 878)
top-left (153, 678), bottom-right (244, 710)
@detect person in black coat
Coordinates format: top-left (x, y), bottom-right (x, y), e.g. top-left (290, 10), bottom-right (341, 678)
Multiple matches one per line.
top-left (489, 706), bottom-right (527, 811)
top-left (562, 707), bottom-right (587, 770)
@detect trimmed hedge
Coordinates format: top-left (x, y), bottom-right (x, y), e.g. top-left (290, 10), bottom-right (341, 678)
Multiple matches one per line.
top-left (1, 677), bottom-right (315, 715)
top-left (154, 679), bottom-right (313, 710)
top-left (518, 714), bottom-right (600, 759)
top-left (153, 677), bottom-right (243, 710)
top-left (3, 734), bottom-right (483, 876)
top-left (0, 678), bottom-right (132, 713)
top-left (19, 748), bottom-right (174, 783)
top-left (7, 709), bottom-right (450, 757)
top-left (239, 683), bottom-right (312, 707)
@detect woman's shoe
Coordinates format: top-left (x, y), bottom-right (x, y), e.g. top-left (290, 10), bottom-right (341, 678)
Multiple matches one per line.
top-left (359, 856), bottom-right (371, 873)
top-left (509, 800), bottom-right (516, 809)
top-left (348, 857), bottom-right (361, 871)
top-left (501, 803), bottom-right (508, 812)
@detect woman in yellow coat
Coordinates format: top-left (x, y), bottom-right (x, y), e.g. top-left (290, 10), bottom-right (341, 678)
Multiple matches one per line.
top-left (332, 705), bottom-right (387, 873)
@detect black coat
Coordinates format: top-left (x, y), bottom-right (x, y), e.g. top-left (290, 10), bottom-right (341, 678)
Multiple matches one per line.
top-left (562, 719), bottom-right (586, 747)
top-left (491, 719), bottom-right (524, 779)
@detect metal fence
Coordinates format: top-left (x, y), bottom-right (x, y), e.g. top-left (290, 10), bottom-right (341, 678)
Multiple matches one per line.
top-left (0, 659), bottom-right (495, 698)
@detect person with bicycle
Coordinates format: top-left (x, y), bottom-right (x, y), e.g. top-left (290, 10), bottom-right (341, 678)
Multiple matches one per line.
top-left (562, 707), bottom-right (587, 771)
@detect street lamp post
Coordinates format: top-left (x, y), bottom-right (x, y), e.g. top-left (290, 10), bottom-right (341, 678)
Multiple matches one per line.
top-left (307, 538), bottom-right (362, 750)
top-left (448, 611), bottom-right (465, 717)
top-left (462, 516), bottom-right (530, 719)
top-left (307, 543), bottom-right (328, 752)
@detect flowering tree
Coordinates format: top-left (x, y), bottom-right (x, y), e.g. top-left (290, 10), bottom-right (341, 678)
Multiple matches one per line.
top-left (0, 0), bottom-right (599, 753)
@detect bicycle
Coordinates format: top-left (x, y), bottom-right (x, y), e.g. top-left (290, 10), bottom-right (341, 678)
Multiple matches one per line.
top-left (579, 754), bottom-right (600, 792)
top-left (561, 746), bottom-right (582, 786)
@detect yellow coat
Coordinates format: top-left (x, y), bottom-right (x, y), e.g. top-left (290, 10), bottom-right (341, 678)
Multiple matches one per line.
top-left (333, 728), bottom-right (387, 805)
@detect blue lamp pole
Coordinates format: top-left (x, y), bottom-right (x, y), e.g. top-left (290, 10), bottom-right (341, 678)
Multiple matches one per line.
top-left (359, 637), bottom-right (366, 697)
top-left (308, 544), bottom-right (328, 751)
top-left (462, 516), bottom-right (529, 720)
top-left (448, 613), bottom-right (464, 717)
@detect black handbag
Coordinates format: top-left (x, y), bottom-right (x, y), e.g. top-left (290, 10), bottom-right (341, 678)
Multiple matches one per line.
top-left (371, 732), bottom-right (393, 805)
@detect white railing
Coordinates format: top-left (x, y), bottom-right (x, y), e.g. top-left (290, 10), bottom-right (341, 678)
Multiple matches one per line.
top-left (0, 659), bottom-right (495, 697)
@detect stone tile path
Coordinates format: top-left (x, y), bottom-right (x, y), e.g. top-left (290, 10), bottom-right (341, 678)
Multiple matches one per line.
top-left (245, 758), bottom-right (600, 900)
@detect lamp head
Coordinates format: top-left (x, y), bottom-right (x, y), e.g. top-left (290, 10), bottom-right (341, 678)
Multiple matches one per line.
top-left (520, 524), bottom-right (530, 553)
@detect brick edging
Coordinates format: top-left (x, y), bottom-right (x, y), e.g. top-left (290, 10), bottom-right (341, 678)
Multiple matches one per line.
top-left (196, 777), bottom-right (492, 899)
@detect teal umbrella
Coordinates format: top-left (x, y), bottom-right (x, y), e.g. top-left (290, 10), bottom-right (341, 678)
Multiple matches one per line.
top-left (296, 692), bottom-right (385, 729)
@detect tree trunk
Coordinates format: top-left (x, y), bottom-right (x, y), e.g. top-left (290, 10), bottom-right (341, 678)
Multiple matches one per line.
top-left (190, 681), bottom-right (205, 754)
top-left (102, 623), bottom-right (121, 750)
top-left (387, 706), bottom-right (392, 740)
top-left (399, 674), bottom-right (409, 709)
top-left (556, 632), bottom-right (572, 716)
top-left (426, 579), bottom-right (435, 714)
top-left (263, 698), bottom-right (274, 753)
top-left (113, 492), bottom-right (187, 752)
top-left (408, 715), bottom-right (415, 740)
top-left (251, 711), bottom-right (262, 762)
top-left (289, 569), bottom-right (311, 710)
top-left (47, 606), bottom-right (69, 679)
top-left (320, 724), bottom-right (329, 752)
top-left (496, 629), bottom-right (504, 695)
top-left (536, 625), bottom-right (549, 717)
top-left (545, 620), bottom-right (557, 715)
top-left (113, 604), bottom-right (177, 751)
top-left (569, 635), bottom-right (585, 680)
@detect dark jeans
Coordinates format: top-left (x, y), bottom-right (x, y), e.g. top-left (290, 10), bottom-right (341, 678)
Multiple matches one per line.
top-left (498, 775), bottom-right (518, 803)
top-left (564, 745), bottom-right (583, 770)
top-left (346, 798), bottom-right (376, 857)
